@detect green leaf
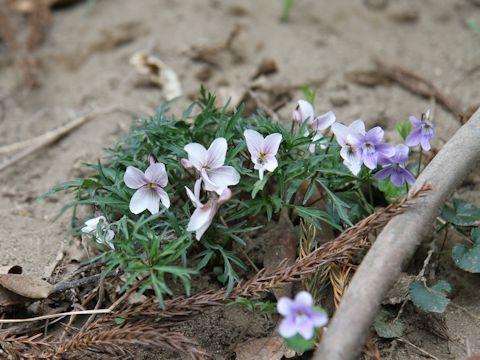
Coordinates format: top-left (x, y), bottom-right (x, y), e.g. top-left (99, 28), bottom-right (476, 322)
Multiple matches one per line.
top-left (452, 228), bottom-right (480, 273)
top-left (114, 317), bottom-right (126, 325)
top-left (374, 308), bottom-right (405, 339)
top-left (252, 175), bottom-right (269, 199)
top-left (283, 333), bottom-right (316, 352)
top-left (409, 279), bottom-right (451, 313)
top-left (441, 199), bottom-right (480, 227)
top-left (294, 206), bottom-right (342, 231)
top-left (377, 179), bottom-right (406, 203)
top-left (395, 120), bottom-right (412, 140)
top-left (301, 87), bottom-right (316, 104)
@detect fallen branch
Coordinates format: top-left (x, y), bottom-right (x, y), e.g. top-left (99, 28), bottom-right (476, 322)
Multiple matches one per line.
top-left (314, 107), bottom-right (480, 360)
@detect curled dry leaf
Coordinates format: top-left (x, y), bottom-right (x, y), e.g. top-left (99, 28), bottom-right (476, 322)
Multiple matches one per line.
top-left (234, 336), bottom-right (296, 360)
top-left (0, 274), bottom-right (54, 299)
top-left (130, 50), bottom-right (182, 100)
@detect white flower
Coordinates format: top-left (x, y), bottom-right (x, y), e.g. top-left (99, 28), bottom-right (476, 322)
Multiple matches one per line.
top-left (243, 129), bottom-right (282, 180)
top-left (183, 138), bottom-right (240, 195)
top-left (124, 162), bottom-right (170, 214)
top-left (331, 119), bottom-right (366, 175)
top-left (297, 100), bottom-right (336, 153)
top-left (185, 179), bottom-right (231, 240)
top-left (81, 216), bottom-right (115, 249)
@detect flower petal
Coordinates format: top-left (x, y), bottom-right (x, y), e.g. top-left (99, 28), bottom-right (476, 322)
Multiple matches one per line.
top-left (404, 169), bottom-right (416, 185)
top-left (331, 123), bottom-right (348, 146)
top-left (184, 143), bottom-right (208, 170)
top-left (277, 297), bottom-right (294, 316)
top-left (155, 187), bottom-right (170, 209)
top-left (294, 291), bottom-right (313, 308)
top-left (409, 115), bottom-right (423, 127)
top-left (84, 216), bottom-right (106, 229)
top-left (297, 321), bottom-right (315, 340)
top-left (218, 188), bottom-right (232, 203)
top-left (313, 111), bottom-right (336, 131)
top-left (263, 133), bottom-right (282, 156)
top-left (390, 171), bottom-right (405, 187)
top-left (349, 119), bottom-right (366, 135)
top-left (186, 179), bottom-right (203, 207)
top-left (244, 129), bottom-right (264, 158)
top-left (204, 166), bottom-right (240, 195)
top-left (376, 143), bottom-right (395, 158)
top-left (344, 159), bottom-right (362, 176)
top-left (420, 136), bottom-right (431, 151)
top-left (365, 126), bottom-right (384, 145)
top-left (264, 156), bottom-right (278, 172)
top-left (362, 150), bottom-right (378, 169)
top-left (124, 166), bottom-right (147, 189)
top-left (207, 138), bottom-right (227, 168)
top-left (405, 128), bottom-right (422, 147)
top-left (187, 206), bottom-right (213, 232)
top-left (311, 311), bottom-right (328, 327)
top-left (145, 162), bottom-right (168, 187)
top-left (392, 144), bottom-right (409, 164)
top-left (374, 167), bottom-right (393, 181)
top-left (298, 100), bottom-right (315, 123)
top-left (278, 318), bottom-right (297, 338)
top-left (129, 187), bottom-right (157, 214)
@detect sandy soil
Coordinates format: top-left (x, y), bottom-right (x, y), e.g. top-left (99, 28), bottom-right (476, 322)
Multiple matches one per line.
top-left (1, 0), bottom-right (479, 358)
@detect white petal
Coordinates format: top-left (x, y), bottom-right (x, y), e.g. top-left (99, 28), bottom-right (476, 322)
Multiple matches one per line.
top-left (263, 133), bottom-right (282, 156)
top-left (314, 111), bottom-right (336, 131)
top-left (244, 129), bottom-right (264, 158)
top-left (155, 187), bottom-right (170, 209)
top-left (331, 123), bottom-right (348, 146)
top-left (294, 291), bottom-right (313, 307)
top-left (205, 166), bottom-right (240, 195)
top-left (298, 100), bottom-right (315, 123)
top-left (184, 143), bottom-right (208, 170)
top-left (349, 119), bottom-right (366, 135)
top-left (84, 216), bottom-right (106, 229)
top-left (124, 166), bottom-right (147, 189)
top-left (145, 162), bottom-right (168, 187)
top-left (264, 156), bottom-right (278, 172)
top-left (207, 138), bottom-right (227, 169)
top-left (187, 206), bottom-right (213, 232)
top-left (277, 297), bottom-right (293, 316)
top-left (258, 167), bottom-right (264, 180)
top-left (129, 187), bottom-right (160, 215)
top-left (81, 226), bottom-right (94, 234)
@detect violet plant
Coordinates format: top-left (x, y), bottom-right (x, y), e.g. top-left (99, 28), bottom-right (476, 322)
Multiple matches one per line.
top-left (46, 88), bottom-right (434, 309)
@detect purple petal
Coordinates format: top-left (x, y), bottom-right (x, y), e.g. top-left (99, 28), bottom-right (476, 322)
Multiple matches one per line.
top-left (348, 132), bottom-right (365, 147)
top-left (244, 129), bottom-right (264, 158)
top-left (374, 167), bottom-right (393, 181)
top-left (129, 187), bottom-right (160, 215)
top-left (154, 187), bottom-right (170, 209)
top-left (344, 159), bottom-right (362, 176)
top-left (349, 119), bottom-right (366, 135)
top-left (420, 136), bottom-right (431, 151)
top-left (405, 128), bottom-right (422, 147)
top-left (207, 138), bottom-right (227, 169)
top-left (311, 311), bottom-right (328, 327)
top-left (204, 166), bottom-right (240, 195)
top-left (390, 171), bottom-right (405, 187)
top-left (124, 166), bottom-right (147, 189)
top-left (331, 123), bottom-right (348, 146)
top-left (278, 318), bottom-right (297, 338)
top-left (184, 143), bottom-right (208, 170)
top-left (365, 127), bottom-right (384, 145)
top-left (313, 111), bottom-right (336, 131)
top-left (391, 144), bottom-right (409, 164)
top-left (409, 115), bottom-right (423, 127)
top-left (297, 321), bottom-right (315, 340)
top-left (294, 291), bottom-right (313, 308)
top-left (145, 162), bottom-right (168, 187)
top-left (218, 188), bottom-right (232, 204)
top-left (298, 100), bottom-right (315, 123)
top-left (263, 133), bottom-right (282, 156)
top-left (181, 158), bottom-right (193, 169)
top-left (362, 151), bottom-right (378, 169)
top-left (404, 169), bottom-right (416, 185)
top-left (277, 297), bottom-right (294, 316)
top-left (376, 143), bottom-right (395, 158)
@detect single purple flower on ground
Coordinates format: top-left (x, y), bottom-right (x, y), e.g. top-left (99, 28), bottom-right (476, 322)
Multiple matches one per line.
top-left (331, 119), bottom-right (366, 175)
top-left (350, 126), bottom-right (394, 169)
top-left (124, 162), bottom-right (170, 214)
top-left (405, 111), bottom-right (435, 151)
top-left (183, 138), bottom-right (240, 195)
top-left (244, 129), bottom-right (282, 180)
top-left (185, 179), bottom-right (231, 240)
top-left (277, 291), bottom-right (328, 340)
top-left (375, 144), bottom-right (416, 187)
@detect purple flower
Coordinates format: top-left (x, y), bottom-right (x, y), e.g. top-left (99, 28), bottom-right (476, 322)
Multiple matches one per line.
top-left (350, 126), bottom-right (394, 170)
top-left (124, 162), bottom-right (170, 214)
top-left (185, 179), bottom-right (231, 240)
top-left (183, 138), bottom-right (240, 195)
top-left (405, 112), bottom-right (435, 151)
top-left (277, 291), bottom-right (328, 340)
top-left (375, 144), bottom-right (415, 187)
top-left (296, 100), bottom-right (336, 153)
top-left (244, 129), bottom-right (282, 180)
top-left (331, 119), bottom-right (366, 175)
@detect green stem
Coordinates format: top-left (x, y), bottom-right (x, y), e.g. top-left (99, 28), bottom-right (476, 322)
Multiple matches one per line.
top-left (417, 147), bottom-right (423, 176)
top-left (324, 134), bottom-right (335, 156)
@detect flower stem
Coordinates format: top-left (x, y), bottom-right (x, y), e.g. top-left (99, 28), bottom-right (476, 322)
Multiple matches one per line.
top-left (324, 134), bottom-right (335, 155)
top-left (417, 147), bottom-right (423, 176)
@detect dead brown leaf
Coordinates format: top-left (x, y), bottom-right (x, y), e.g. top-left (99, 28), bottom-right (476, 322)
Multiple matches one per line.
top-left (346, 69), bottom-right (391, 87)
top-left (234, 336), bottom-right (296, 360)
top-left (0, 274), bottom-right (54, 299)
top-left (251, 58), bottom-right (278, 80)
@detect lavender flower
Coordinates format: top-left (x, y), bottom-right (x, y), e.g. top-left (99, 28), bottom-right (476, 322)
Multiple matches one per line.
top-left (277, 291), bottom-right (328, 340)
top-left (124, 162), bottom-right (170, 214)
top-left (185, 179), bottom-right (231, 240)
top-left (331, 119), bottom-right (366, 175)
top-left (244, 129), bottom-right (282, 180)
top-left (81, 216), bottom-right (115, 249)
top-left (296, 100), bottom-right (336, 153)
top-left (183, 138), bottom-right (240, 195)
top-left (350, 126), bottom-right (394, 169)
top-left (375, 144), bottom-right (415, 187)
top-left (405, 110), bottom-right (435, 151)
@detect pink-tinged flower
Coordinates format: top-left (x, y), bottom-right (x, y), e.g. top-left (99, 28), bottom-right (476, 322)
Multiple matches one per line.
top-left (277, 291), bottom-right (328, 340)
top-left (244, 129), bottom-right (282, 180)
top-left (375, 144), bottom-right (416, 187)
top-left (183, 138), bottom-right (240, 195)
top-left (81, 216), bottom-right (115, 249)
top-left (124, 162), bottom-right (170, 214)
top-left (405, 111), bottom-right (435, 151)
top-left (185, 179), bottom-right (231, 240)
top-left (350, 126), bottom-right (395, 169)
top-left (296, 100), bottom-right (336, 153)
top-left (331, 119), bottom-right (366, 175)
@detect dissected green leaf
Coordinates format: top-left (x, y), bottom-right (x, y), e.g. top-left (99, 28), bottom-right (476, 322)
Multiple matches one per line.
top-left (395, 120), bottom-right (412, 140)
top-left (452, 228), bottom-right (480, 273)
top-left (409, 279), bottom-right (451, 313)
top-left (373, 308), bottom-right (405, 339)
top-left (441, 199), bottom-right (480, 227)
top-left (377, 179), bottom-right (406, 203)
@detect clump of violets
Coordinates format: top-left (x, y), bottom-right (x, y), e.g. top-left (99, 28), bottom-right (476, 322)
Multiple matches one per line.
top-left (375, 144), bottom-right (415, 187)
top-left (331, 119), bottom-right (366, 176)
top-left (277, 291), bottom-right (328, 340)
top-left (406, 109), bottom-right (435, 151)
top-left (350, 126), bottom-right (394, 169)
top-left (244, 129), bottom-right (282, 180)
top-left (81, 216), bottom-right (115, 249)
top-left (124, 161), bottom-right (170, 214)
